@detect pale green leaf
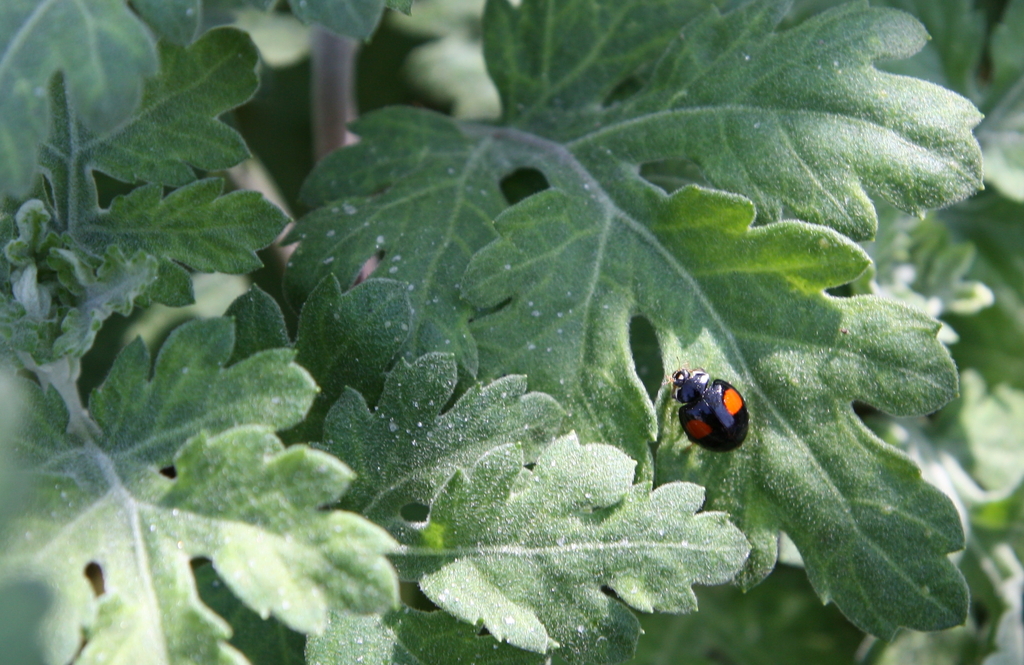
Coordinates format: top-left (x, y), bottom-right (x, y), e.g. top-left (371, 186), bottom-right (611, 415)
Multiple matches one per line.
top-left (933, 370), bottom-right (1024, 493)
top-left (852, 204), bottom-right (993, 344)
top-left (307, 607), bottom-right (546, 665)
top-left (0, 317), bottom-right (398, 665)
top-left (0, 0), bottom-right (157, 197)
top-left (873, 626), bottom-right (978, 665)
top-left (393, 435), bottom-right (750, 664)
top-left (319, 351), bottom-right (564, 527)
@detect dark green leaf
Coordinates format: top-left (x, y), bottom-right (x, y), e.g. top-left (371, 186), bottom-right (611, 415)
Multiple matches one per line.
top-left (393, 435), bottom-right (750, 664)
top-left (289, 276), bottom-right (412, 443)
top-left (626, 565), bottom-right (862, 665)
top-left (307, 607), bottom-right (546, 665)
top-left (41, 28), bottom-right (257, 232)
top-left (195, 563), bottom-right (307, 665)
top-left (288, 108), bottom-right (506, 378)
top-left (225, 284), bottom-right (291, 366)
top-left (77, 179), bottom-right (288, 275)
top-left (0, 0), bottom-right (158, 197)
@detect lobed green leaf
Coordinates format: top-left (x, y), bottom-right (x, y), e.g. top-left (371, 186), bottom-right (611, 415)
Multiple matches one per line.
top-left (0, 0), bottom-right (157, 197)
top-left (0, 317), bottom-right (398, 665)
top-left (393, 434), bottom-right (750, 664)
top-left (307, 607), bottom-right (545, 665)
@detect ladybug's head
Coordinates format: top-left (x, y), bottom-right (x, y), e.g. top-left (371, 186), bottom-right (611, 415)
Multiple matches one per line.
top-left (670, 368), bottom-right (710, 405)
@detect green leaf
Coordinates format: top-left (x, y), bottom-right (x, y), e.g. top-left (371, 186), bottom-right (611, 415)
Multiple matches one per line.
top-left (77, 179), bottom-right (288, 275)
top-left (977, 0), bottom-right (1024, 201)
top-left (872, 626), bottom-right (978, 665)
top-left (320, 351), bottom-right (564, 525)
top-left (287, 107), bottom-right (507, 378)
top-left (584, 0), bottom-right (982, 240)
top-left (466, 182), bottom-right (965, 638)
top-left (626, 565), bottom-right (863, 665)
top-left (852, 204), bottom-right (993, 344)
top-left (308, 607), bottom-right (546, 665)
top-left (943, 195), bottom-right (1024, 391)
top-left (932, 370), bottom-right (1024, 493)
top-left (877, 0), bottom-right (985, 98)
top-left (393, 435), bottom-right (750, 664)
top-left (0, 580), bottom-right (49, 665)
top-left (40, 27), bottom-right (257, 233)
top-left (289, 276), bottom-right (413, 443)
top-left (224, 285), bottom-right (291, 366)
top-left (0, 317), bottom-right (398, 665)
top-left (287, 0), bottom-right (975, 640)
top-left (132, 0), bottom-right (206, 45)
top-left (195, 564), bottom-right (306, 665)
top-left (0, 0), bottom-right (158, 197)
top-left (288, 0), bottom-right (387, 40)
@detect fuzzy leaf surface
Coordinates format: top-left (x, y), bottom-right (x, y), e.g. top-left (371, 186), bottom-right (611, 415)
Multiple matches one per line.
top-left (0, 318), bottom-right (398, 665)
top-left (307, 607), bottom-right (546, 665)
top-left (319, 351), bottom-right (564, 530)
top-left (290, 277), bottom-right (412, 443)
top-left (0, 0), bottom-right (157, 197)
top-left (134, 0), bottom-right (407, 43)
top-left (40, 28), bottom-right (257, 235)
top-left (392, 435), bottom-right (750, 664)
top-left (76, 179), bottom-right (287, 275)
top-left (288, 0), bottom-right (981, 379)
top-left (467, 175), bottom-right (965, 638)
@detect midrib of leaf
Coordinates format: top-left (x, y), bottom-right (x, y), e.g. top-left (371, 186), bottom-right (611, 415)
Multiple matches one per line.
top-left (397, 541), bottom-right (745, 557)
top-left (515, 0), bottom-right (626, 124)
top-left (567, 107), bottom-right (976, 188)
top-left (408, 136), bottom-right (495, 352)
top-left (477, 125), bottom-right (955, 617)
top-left (478, 126), bottom-right (751, 431)
top-left (31, 439), bottom-right (175, 662)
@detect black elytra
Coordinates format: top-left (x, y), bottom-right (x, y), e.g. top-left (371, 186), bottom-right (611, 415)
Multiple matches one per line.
top-left (670, 369), bottom-right (749, 452)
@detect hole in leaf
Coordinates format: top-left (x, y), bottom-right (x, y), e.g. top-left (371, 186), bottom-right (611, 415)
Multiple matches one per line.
top-left (400, 502), bottom-right (430, 522)
top-left (159, 465), bottom-right (177, 479)
top-left (94, 171), bottom-right (136, 209)
top-left (629, 316), bottom-right (663, 401)
top-left (352, 249), bottom-right (385, 287)
top-left (640, 157), bottom-right (711, 194)
top-left (477, 625), bottom-right (491, 637)
top-left (400, 581), bottom-right (439, 611)
top-left (524, 461), bottom-right (536, 471)
top-left (84, 562), bottom-right (105, 596)
top-left (500, 168), bottom-right (549, 206)
top-left (602, 75), bottom-right (643, 107)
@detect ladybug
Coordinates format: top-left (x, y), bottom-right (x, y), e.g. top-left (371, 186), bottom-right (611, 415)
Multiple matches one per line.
top-left (670, 369), bottom-right (749, 452)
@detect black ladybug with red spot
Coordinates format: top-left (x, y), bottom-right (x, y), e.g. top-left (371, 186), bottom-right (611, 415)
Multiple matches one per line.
top-left (670, 369), bottom-right (749, 452)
